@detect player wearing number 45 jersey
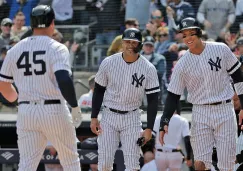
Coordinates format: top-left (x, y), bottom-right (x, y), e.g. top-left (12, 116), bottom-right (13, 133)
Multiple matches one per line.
top-left (160, 17), bottom-right (243, 171)
top-left (90, 28), bottom-right (160, 171)
top-left (0, 5), bottom-right (82, 171)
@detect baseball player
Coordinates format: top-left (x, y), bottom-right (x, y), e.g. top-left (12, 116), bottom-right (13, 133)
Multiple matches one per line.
top-left (159, 17), bottom-right (243, 171)
top-left (0, 5), bottom-right (82, 171)
top-left (90, 28), bottom-right (160, 171)
top-left (154, 105), bottom-right (192, 171)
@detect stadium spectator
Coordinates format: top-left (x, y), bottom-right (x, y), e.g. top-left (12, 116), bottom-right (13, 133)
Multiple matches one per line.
top-left (168, 0), bottom-right (195, 24)
top-left (125, 0), bottom-right (150, 30)
top-left (154, 26), bottom-right (174, 55)
top-left (233, 0), bottom-right (243, 34)
top-left (141, 36), bottom-right (167, 105)
top-left (197, 0), bottom-right (235, 41)
top-left (94, 0), bottom-right (123, 46)
top-left (107, 18), bottom-right (139, 56)
top-left (143, 9), bottom-right (167, 38)
top-left (0, 0), bottom-right (10, 23)
top-left (9, 35), bottom-right (20, 46)
top-left (8, 0), bottom-right (38, 26)
top-left (52, 28), bottom-right (63, 43)
top-left (78, 75), bottom-right (95, 112)
top-left (11, 11), bottom-right (28, 38)
top-left (0, 18), bottom-right (12, 50)
top-left (52, 0), bottom-right (73, 25)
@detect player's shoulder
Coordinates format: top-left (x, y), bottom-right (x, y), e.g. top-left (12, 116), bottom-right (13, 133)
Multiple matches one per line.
top-left (205, 41), bottom-right (230, 51)
top-left (139, 55), bottom-right (157, 68)
top-left (103, 52), bottom-right (122, 62)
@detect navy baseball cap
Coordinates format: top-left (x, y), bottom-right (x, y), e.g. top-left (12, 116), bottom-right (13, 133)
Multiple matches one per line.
top-left (1, 18), bottom-right (12, 26)
top-left (237, 37), bottom-right (243, 46)
top-left (143, 36), bottom-right (155, 46)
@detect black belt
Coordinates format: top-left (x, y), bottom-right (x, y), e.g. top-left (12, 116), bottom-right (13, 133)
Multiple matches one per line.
top-left (203, 99), bottom-right (231, 105)
top-left (157, 149), bottom-right (181, 153)
top-left (104, 106), bottom-right (137, 114)
top-left (18, 100), bottom-right (61, 105)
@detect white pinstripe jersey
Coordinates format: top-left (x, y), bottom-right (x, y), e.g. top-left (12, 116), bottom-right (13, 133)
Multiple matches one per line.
top-left (0, 36), bottom-right (71, 102)
top-left (95, 52), bottom-right (160, 111)
top-left (153, 114), bottom-right (190, 149)
top-left (168, 42), bottom-right (241, 104)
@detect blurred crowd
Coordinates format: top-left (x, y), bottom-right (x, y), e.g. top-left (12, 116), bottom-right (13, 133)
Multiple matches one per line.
top-left (2, 0), bottom-right (243, 107)
top-left (2, 0), bottom-right (243, 170)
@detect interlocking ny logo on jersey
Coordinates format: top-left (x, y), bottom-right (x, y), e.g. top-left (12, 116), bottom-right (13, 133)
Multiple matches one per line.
top-left (132, 73), bottom-right (145, 88)
top-left (208, 57), bottom-right (221, 71)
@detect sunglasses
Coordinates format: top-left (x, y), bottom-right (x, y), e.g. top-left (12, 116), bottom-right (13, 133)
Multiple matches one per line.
top-left (152, 16), bottom-right (162, 19)
top-left (158, 34), bottom-right (168, 37)
top-left (3, 24), bottom-right (12, 27)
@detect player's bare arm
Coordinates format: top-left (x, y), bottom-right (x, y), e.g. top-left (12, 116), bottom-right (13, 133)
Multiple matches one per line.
top-left (159, 91), bottom-right (180, 145)
top-left (90, 82), bottom-right (106, 135)
top-left (0, 81), bottom-right (18, 102)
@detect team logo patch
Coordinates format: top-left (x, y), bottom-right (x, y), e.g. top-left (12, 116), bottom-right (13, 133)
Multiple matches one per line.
top-left (182, 21), bottom-right (187, 27)
top-left (208, 57), bottom-right (221, 71)
top-left (130, 32), bottom-right (135, 38)
top-left (132, 73), bottom-right (145, 88)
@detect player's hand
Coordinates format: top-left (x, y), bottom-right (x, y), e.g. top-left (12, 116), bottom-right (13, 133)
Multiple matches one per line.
top-left (141, 129), bottom-right (152, 145)
top-left (185, 159), bottom-right (193, 167)
top-left (203, 20), bottom-right (212, 29)
top-left (71, 106), bottom-right (83, 128)
top-left (46, 146), bottom-right (57, 156)
top-left (90, 118), bottom-right (102, 135)
top-left (159, 125), bottom-right (168, 145)
top-left (239, 110), bottom-right (243, 129)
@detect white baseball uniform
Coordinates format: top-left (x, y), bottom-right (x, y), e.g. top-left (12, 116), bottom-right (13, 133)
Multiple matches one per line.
top-left (0, 36), bottom-right (80, 171)
top-left (78, 90), bottom-right (93, 108)
top-left (153, 114), bottom-right (189, 171)
top-left (95, 52), bottom-right (160, 171)
top-left (168, 41), bottom-right (239, 170)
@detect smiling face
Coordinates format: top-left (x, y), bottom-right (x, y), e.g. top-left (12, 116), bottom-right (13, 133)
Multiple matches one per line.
top-left (181, 28), bottom-right (201, 50)
top-left (122, 40), bottom-right (139, 55)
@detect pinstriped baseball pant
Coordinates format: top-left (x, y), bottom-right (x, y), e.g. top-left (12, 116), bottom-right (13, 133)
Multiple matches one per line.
top-left (17, 103), bottom-right (81, 171)
top-left (98, 108), bottom-right (142, 171)
top-left (190, 103), bottom-right (237, 171)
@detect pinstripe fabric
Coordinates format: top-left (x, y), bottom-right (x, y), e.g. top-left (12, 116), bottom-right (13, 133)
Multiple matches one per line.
top-left (17, 103), bottom-right (80, 171)
top-left (95, 52), bottom-right (160, 111)
top-left (0, 36), bottom-right (71, 101)
top-left (234, 132), bottom-right (243, 171)
top-left (168, 42), bottom-right (240, 104)
top-left (190, 103), bottom-right (237, 171)
top-left (97, 108), bottom-right (142, 171)
top-left (0, 36), bottom-right (80, 171)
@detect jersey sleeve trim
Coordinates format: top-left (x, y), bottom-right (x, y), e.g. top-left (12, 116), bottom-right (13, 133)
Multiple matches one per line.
top-left (145, 86), bottom-right (160, 94)
top-left (145, 86), bottom-right (160, 92)
top-left (227, 61), bottom-right (241, 75)
top-left (0, 74), bottom-right (13, 80)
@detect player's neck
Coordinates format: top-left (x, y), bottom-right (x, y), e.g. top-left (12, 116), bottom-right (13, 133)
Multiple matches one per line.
top-left (33, 29), bottom-right (52, 37)
top-left (189, 40), bottom-right (205, 55)
top-left (122, 52), bottom-right (139, 63)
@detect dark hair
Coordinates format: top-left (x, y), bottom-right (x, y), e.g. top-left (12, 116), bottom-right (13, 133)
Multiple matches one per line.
top-left (125, 18), bottom-right (138, 26)
top-left (14, 11), bottom-right (25, 18)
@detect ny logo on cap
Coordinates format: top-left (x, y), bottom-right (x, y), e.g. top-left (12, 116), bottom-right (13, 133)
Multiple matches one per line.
top-left (182, 22), bottom-right (187, 27)
top-left (130, 32), bottom-right (135, 38)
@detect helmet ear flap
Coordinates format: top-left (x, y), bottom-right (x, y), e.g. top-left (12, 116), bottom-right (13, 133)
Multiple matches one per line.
top-left (197, 29), bottom-right (202, 37)
top-left (134, 42), bottom-right (143, 53)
